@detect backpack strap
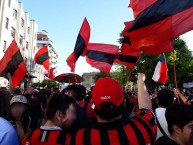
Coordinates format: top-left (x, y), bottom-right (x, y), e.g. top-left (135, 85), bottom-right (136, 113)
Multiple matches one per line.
top-left (83, 102), bottom-right (88, 118)
top-left (153, 110), bottom-right (167, 136)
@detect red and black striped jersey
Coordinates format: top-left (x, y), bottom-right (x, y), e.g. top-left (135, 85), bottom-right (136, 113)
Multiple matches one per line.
top-left (67, 108), bottom-right (157, 145)
top-left (21, 128), bottom-right (70, 145)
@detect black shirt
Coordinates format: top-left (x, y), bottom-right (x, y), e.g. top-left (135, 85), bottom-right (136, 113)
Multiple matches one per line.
top-left (156, 136), bottom-right (180, 145)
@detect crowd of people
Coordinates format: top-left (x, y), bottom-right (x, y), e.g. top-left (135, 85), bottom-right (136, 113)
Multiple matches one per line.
top-left (0, 73), bottom-right (193, 145)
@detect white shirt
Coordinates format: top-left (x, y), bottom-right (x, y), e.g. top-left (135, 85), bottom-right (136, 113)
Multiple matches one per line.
top-left (155, 108), bottom-right (170, 139)
top-left (40, 126), bottom-right (62, 130)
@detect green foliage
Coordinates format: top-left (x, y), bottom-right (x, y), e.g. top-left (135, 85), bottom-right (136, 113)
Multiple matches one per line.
top-left (93, 72), bottom-right (109, 82)
top-left (113, 37), bottom-right (193, 90)
top-left (32, 82), bottom-right (41, 88)
top-left (111, 64), bottom-right (131, 87)
top-left (33, 79), bottom-right (58, 89)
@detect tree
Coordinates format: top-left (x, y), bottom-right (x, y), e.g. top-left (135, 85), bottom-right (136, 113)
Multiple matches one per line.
top-left (32, 79), bottom-right (58, 89)
top-left (114, 36), bottom-right (193, 90)
top-left (32, 82), bottom-right (41, 88)
top-left (41, 79), bottom-right (58, 89)
top-left (93, 72), bottom-right (109, 82)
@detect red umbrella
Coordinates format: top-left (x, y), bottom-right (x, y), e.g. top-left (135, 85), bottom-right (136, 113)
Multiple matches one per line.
top-left (54, 73), bottom-right (85, 83)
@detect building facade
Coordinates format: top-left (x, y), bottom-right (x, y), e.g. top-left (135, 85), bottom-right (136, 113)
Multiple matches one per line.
top-left (36, 30), bottom-right (58, 82)
top-left (82, 72), bottom-right (99, 88)
top-left (0, 0), bottom-right (39, 81)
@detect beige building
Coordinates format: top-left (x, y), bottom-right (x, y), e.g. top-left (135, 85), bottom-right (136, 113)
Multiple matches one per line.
top-left (0, 0), bottom-right (39, 81)
top-left (82, 72), bottom-right (99, 88)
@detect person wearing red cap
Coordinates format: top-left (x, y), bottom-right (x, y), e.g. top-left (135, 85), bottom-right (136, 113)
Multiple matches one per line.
top-left (67, 73), bottom-right (157, 145)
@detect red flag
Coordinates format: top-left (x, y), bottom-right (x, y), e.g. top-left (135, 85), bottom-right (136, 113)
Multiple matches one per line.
top-left (129, 0), bottom-right (157, 18)
top-left (127, 0), bottom-right (193, 49)
top-left (45, 67), bottom-right (55, 80)
top-left (122, 21), bottom-right (141, 55)
top-left (0, 40), bottom-right (27, 88)
top-left (86, 43), bottom-right (119, 74)
top-left (34, 45), bottom-right (49, 70)
top-left (124, 21), bottom-right (173, 55)
top-left (66, 18), bottom-right (90, 72)
top-left (142, 40), bottom-right (173, 55)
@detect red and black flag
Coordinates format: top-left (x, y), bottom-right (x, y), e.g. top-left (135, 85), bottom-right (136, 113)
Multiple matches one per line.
top-left (34, 45), bottom-right (49, 70)
top-left (127, 0), bottom-right (193, 49)
top-left (129, 0), bottom-right (157, 18)
top-left (124, 21), bottom-right (173, 55)
top-left (142, 40), bottom-right (173, 55)
top-left (114, 46), bottom-right (139, 69)
top-left (0, 40), bottom-right (27, 88)
top-left (66, 18), bottom-right (90, 72)
top-left (114, 21), bottom-right (140, 68)
top-left (45, 67), bottom-right (55, 80)
top-left (86, 43), bottom-right (119, 74)
top-left (122, 21), bottom-right (141, 54)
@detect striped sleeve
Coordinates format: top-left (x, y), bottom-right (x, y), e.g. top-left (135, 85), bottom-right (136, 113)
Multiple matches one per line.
top-left (135, 108), bottom-right (157, 141)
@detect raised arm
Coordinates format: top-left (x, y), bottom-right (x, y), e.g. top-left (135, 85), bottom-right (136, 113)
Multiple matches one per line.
top-left (137, 73), bottom-right (152, 109)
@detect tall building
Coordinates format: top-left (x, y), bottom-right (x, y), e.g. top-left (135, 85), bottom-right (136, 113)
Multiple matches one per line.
top-left (0, 0), bottom-right (38, 81)
top-left (36, 30), bottom-right (58, 82)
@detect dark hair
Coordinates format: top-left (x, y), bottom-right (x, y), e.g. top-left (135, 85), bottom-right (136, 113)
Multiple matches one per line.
top-left (157, 89), bottom-right (174, 107)
top-left (166, 104), bottom-right (193, 134)
top-left (13, 88), bottom-right (21, 95)
top-left (66, 85), bottom-right (86, 101)
top-left (29, 98), bottom-right (42, 131)
top-left (40, 92), bottom-right (48, 109)
top-left (46, 93), bottom-right (76, 120)
top-left (0, 89), bottom-right (11, 120)
top-left (94, 102), bottom-right (124, 121)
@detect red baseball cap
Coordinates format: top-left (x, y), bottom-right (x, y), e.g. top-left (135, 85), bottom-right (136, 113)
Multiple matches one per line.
top-left (92, 77), bottom-right (124, 109)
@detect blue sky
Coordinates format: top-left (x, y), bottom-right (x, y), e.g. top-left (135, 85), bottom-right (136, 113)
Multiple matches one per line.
top-left (20, 0), bottom-right (193, 75)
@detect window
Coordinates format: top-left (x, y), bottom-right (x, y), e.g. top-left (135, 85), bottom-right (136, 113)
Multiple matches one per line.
top-left (11, 27), bottom-right (15, 38)
top-left (26, 41), bottom-right (29, 50)
top-left (3, 41), bottom-right (6, 53)
top-left (13, 9), bottom-right (17, 19)
top-left (21, 18), bottom-right (24, 27)
top-left (33, 46), bottom-right (36, 53)
top-left (19, 35), bottom-right (23, 46)
top-left (27, 27), bottom-right (30, 34)
top-left (5, 18), bottom-right (9, 29)
top-left (8, 0), bottom-right (11, 7)
top-left (25, 57), bottom-right (27, 64)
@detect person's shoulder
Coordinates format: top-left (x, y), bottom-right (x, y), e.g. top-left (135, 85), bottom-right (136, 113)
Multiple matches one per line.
top-left (135, 108), bottom-right (155, 120)
top-left (130, 108), bottom-right (157, 137)
top-left (0, 117), bottom-right (10, 125)
top-left (0, 117), bottom-right (15, 132)
top-left (156, 136), bottom-right (179, 145)
top-left (155, 107), bottom-right (166, 113)
top-left (0, 118), bottom-right (19, 145)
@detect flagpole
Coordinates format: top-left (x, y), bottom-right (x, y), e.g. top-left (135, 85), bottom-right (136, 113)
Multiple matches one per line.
top-left (75, 74), bottom-right (77, 84)
top-left (126, 69), bottom-right (133, 83)
top-left (46, 68), bottom-right (50, 88)
top-left (173, 50), bottom-right (180, 103)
